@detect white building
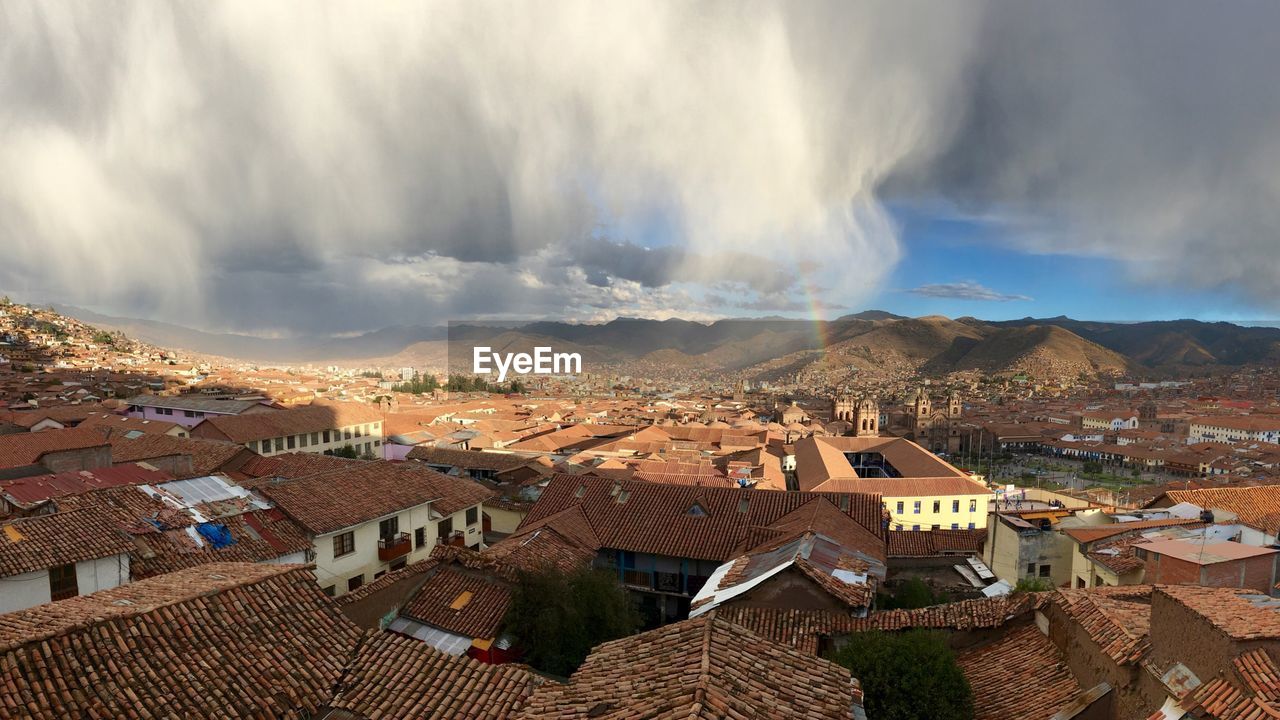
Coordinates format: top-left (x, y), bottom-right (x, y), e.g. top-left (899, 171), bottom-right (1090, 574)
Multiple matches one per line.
top-left (0, 508), bottom-right (133, 613)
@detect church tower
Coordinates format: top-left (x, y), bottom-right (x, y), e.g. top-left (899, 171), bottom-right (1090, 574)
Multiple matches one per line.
top-left (855, 396), bottom-right (879, 437)
top-left (948, 390), bottom-right (963, 419)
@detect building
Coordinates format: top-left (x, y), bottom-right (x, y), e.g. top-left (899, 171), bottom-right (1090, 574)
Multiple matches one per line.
top-left (831, 394), bottom-right (880, 437)
top-left (0, 507), bottom-right (132, 612)
top-left (887, 387), bottom-right (964, 453)
top-left (1135, 537), bottom-right (1280, 591)
top-left (517, 475), bottom-right (887, 622)
top-left (253, 461), bottom-right (492, 597)
top-left (1188, 415), bottom-right (1280, 444)
top-left (189, 401), bottom-right (385, 457)
top-left (512, 612), bottom-right (865, 719)
top-left (123, 394), bottom-right (277, 428)
top-left (793, 435), bottom-right (992, 531)
top-left (0, 426), bottom-right (111, 479)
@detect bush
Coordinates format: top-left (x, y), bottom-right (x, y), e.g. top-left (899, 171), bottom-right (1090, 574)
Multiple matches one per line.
top-left (880, 577), bottom-right (947, 610)
top-left (1015, 577), bottom-right (1054, 593)
top-left (503, 565), bottom-right (640, 677)
top-left (828, 629), bottom-right (974, 720)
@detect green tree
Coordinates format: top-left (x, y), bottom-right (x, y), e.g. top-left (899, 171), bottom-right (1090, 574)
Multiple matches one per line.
top-left (328, 445), bottom-right (359, 459)
top-left (1082, 460), bottom-right (1103, 474)
top-left (503, 565), bottom-right (640, 677)
top-left (828, 630), bottom-right (973, 720)
top-left (391, 372), bottom-right (440, 395)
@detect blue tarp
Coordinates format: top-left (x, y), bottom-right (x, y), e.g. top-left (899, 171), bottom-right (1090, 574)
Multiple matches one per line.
top-left (196, 523), bottom-right (236, 549)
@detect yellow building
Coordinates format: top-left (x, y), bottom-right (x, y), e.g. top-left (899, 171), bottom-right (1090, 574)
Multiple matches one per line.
top-left (793, 435), bottom-right (993, 531)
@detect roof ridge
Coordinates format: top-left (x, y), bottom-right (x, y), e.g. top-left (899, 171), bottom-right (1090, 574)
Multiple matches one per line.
top-left (688, 613), bottom-right (716, 718)
top-left (0, 562), bottom-right (314, 653)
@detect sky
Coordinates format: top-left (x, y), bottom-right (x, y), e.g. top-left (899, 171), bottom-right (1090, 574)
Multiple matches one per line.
top-left (2, 1), bottom-right (1279, 337)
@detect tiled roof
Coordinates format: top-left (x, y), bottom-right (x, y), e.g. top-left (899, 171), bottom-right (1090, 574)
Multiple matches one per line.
top-left (432, 526), bottom-right (596, 579)
top-left (336, 558), bottom-right (438, 606)
top-left (1162, 486), bottom-right (1280, 532)
top-left (407, 446), bottom-right (536, 471)
top-left (79, 411), bottom-right (182, 436)
top-left (513, 611), bottom-right (860, 719)
top-left (0, 507), bottom-right (132, 578)
top-left (888, 528), bottom-right (986, 557)
top-left (53, 484), bottom-right (312, 579)
top-left (325, 632), bottom-right (544, 719)
top-left (256, 461), bottom-right (493, 535)
top-left (124, 394), bottom-right (268, 414)
top-left (519, 475), bottom-right (885, 563)
top-left (0, 427), bottom-right (108, 469)
top-left (1182, 649), bottom-right (1280, 720)
top-left (1052, 586), bottom-right (1152, 665)
top-left (958, 623), bottom-right (1084, 720)
top-left (0, 464), bottom-right (172, 508)
top-left (195, 402), bottom-right (381, 443)
top-left (105, 432), bottom-right (254, 477)
top-left (718, 595), bottom-right (1043, 655)
top-left (793, 435), bottom-right (989, 496)
top-left (0, 563), bottom-right (365, 719)
top-left (400, 565), bottom-right (511, 641)
top-left (1158, 585), bottom-right (1280, 640)
top-left (237, 450), bottom-right (365, 483)
top-left (1063, 518), bottom-right (1203, 544)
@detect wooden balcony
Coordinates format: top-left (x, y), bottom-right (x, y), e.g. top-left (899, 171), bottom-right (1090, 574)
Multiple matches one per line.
top-left (377, 532), bottom-right (411, 561)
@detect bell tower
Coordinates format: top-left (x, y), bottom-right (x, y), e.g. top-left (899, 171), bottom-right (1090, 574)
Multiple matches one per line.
top-left (855, 396), bottom-right (879, 437)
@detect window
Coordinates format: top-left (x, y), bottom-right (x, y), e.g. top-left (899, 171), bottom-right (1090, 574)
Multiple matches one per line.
top-left (390, 559), bottom-right (407, 571)
top-left (379, 516), bottom-right (399, 541)
top-left (968, 522), bottom-right (975, 529)
top-left (300, 434), bottom-right (308, 448)
top-left (333, 531), bottom-right (355, 558)
top-left (355, 425), bottom-right (363, 438)
top-left (184, 410), bottom-right (196, 418)
top-left (248, 441), bottom-right (258, 452)
top-left (1026, 563), bottom-right (1036, 577)
top-left (969, 499), bottom-right (978, 512)
top-left (374, 570), bottom-right (386, 580)
top-left (287, 435), bottom-right (296, 450)
top-left (311, 432), bottom-right (320, 445)
top-left (437, 516), bottom-right (453, 540)
top-left (951, 523), bottom-right (960, 529)
top-left (952, 500), bottom-right (960, 513)
top-left (931, 524), bottom-right (940, 530)
top-left (344, 429), bottom-right (352, 440)
top-left (49, 563), bottom-right (78, 600)
top-left (273, 438), bottom-right (284, 452)
top-left (913, 501), bottom-right (921, 514)
top-left (912, 524), bottom-right (920, 531)
top-left (374, 440), bottom-right (381, 447)
top-left (932, 500), bottom-right (941, 513)
top-left (348, 574), bottom-right (364, 592)
top-left (466, 507), bottom-right (478, 525)
top-left (415, 527), bottom-right (427, 549)
top-left (322, 585), bottom-right (336, 597)
top-left (1039, 565), bottom-right (1052, 578)
top-left (323, 430), bottom-right (331, 443)
top-left (896, 501), bottom-right (904, 514)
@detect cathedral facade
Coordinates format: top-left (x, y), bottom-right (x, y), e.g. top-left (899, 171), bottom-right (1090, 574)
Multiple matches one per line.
top-left (895, 387), bottom-right (964, 453)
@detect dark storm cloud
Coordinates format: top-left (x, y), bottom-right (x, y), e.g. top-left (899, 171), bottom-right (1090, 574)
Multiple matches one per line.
top-left (1, 1), bottom-right (1278, 335)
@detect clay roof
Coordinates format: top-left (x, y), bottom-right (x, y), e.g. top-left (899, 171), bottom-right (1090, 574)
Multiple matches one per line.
top-left (0, 507), bottom-right (133, 578)
top-left (958, 623), bottom-right (1084, 720)
top-left (1160, 486), bottom-right (1280, 532)
top-left (256, 461), bottom-right (493, 535)
top-left (400, 565), bottom-right (511, 641)
top-left (888, 528), bottom-right (986, 557)
top-left (0, 464), bottom-right (172, 508)
top-left (325, 632), bottom-right (544, 719)
top-left (105, 432), bottom-right (254, 477)
top-left (512, 611), bottom-right (860, 719)
top-left (793, 435), bottom-right (986, 496)
top-left (1181, 649), bottom-right (1280, 720)
top-left (407, 446), bottom-right (537, 471)
top-left (1052, 586), bottom-right (1152, 665)
top-left (433, 526), bottom-right (596, 579)
top-left (79, 411), bottom-right (182, 436)
top-left (195, 402), bottom-right (381, 443)
top-left (718, 594), bottom-right (1043, 655)
top-left (518, 475), bottom-right (884, 564)
top-left (1063, 518), bottom-right (1203, 544)
top-left (1158, 585), bottom-right (1280, 640)
top-left (0, 427), bottom-right (108, 470)
top-left (0, 563), bottom-right (364, 719)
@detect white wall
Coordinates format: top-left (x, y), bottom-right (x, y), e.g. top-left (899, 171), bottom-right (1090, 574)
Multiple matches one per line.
top-left (0, 553), bottom-right (129, 614)
top-left (311, 501), bottom-right (484, 596)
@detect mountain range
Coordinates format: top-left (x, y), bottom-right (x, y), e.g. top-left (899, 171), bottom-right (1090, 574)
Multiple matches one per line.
top-left (58, 305), bottom-right (1280, 379)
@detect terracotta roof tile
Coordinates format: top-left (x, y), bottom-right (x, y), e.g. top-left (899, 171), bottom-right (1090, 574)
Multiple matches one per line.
top-left (0, 507), bottom-right (133, 578)
top-left (513, 611), bottom-right (859, 719)
top-left (326, 632), bottom-right (544, 719)
top-left (400, 565), bottom-right (511, 641)
top-left (1052, 586), bottom-right (1152, 665)
top-left (958, 623), bottom-right (1084, 720)
top-left (0, 427), bottom-right (108, 470)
